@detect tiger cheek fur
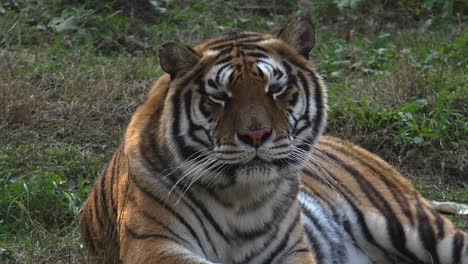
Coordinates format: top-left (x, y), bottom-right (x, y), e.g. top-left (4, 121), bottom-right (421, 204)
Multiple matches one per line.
top-left (79, 16), bottom-right (468, 264)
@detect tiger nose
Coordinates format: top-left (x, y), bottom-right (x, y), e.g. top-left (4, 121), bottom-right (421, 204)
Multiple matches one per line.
top-left (237, 127), bottom-right (272, 148)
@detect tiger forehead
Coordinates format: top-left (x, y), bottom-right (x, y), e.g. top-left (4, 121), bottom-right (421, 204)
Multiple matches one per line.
top-left (200, 34), bottom-right (281, 59)
top-left (198, 33), bottom-right (290, 89)
top-left (201, 30), bottom-right (276, 50)
top-left (203, 48), bottom-right (287, 90)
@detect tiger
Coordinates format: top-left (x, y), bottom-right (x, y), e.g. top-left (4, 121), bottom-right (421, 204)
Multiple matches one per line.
top-left (79, 17), bottom-right (468, 264)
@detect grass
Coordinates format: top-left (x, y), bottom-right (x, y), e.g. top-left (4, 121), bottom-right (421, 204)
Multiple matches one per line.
top-left (0, 0), bottom-right (466, 262)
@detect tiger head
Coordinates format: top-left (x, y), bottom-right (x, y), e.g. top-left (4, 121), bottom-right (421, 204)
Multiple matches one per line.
top-left (157, 17), bottom-right (327, 186)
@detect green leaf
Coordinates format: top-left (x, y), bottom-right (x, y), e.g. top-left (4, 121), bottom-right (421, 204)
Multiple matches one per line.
top-left (398, 99), bottom-right (427, 113)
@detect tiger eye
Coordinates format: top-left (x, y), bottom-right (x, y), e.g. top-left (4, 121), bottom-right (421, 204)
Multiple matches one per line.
top-left (269, 84), bottom-right (283, 94)
top-left (209, 92), bottom-right (229, 102)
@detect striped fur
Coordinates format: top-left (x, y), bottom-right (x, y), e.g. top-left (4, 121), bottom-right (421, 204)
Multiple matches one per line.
top-left (302, 137), bottom-right (468, 264)
top-left (80, 17), bottom-right (467, 264)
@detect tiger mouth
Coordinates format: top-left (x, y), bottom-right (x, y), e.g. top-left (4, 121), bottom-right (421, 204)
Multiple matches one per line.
top-left (211, 152), bottom-right (294, 169)
top-left (241, 156), bottom-right (291, 169)
top-left (242, 157), bottom-right (269, 166)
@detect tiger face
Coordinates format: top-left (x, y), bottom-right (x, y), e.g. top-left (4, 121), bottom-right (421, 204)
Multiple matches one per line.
top-left (159, 17), bottom-right (326, 186)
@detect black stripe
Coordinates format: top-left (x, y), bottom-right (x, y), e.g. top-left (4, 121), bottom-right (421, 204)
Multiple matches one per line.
top-left (282, 61), bottom-right (292, 74)
top-left (109, 153), bottom-right (118, 220)
top-left (302, 202), bottom-right (347, 263)
top-left (301, 165), bottom-right (386, 256)
top-left (290, 248), bottom-right (310, 253)
top-left (215, 61), bottom-right (233, 86)
top-left (296, 141), bottom-right (312, 153)
top-left (232, 180), bottom-right (299, 264)
top-left (297, 71), bottom-right (310, 120)
top-left (237, 43), bottom-right (269, 52)
top-left (93, 188), bottom-right (104, 230)
top-left (171, 86), bottom-right (183, 137)
top-left (183, 188), bottom-right (229, 242)
top-left (212, 43), bottom-right (269, 53)
top-left (126, 226), bottom-right (176, 242)
top-left (256, 58), bottom-right (275, 70)
top-left (274, 67), bottom-right (284, 79)
top-left (198, 96), bottom-right (211, 119)
top-left (245, 52), bottom-right (269, 58)
top-left (215, 150), bottom-right (243, 154)
top-left (132, 199), bottom-right (191, 246)
top-left (276, 238), bottom-right (304, 263)
top-left (234, 36), bottom-right (269, 44)
top-left (294, 120), bottom-right (312, 137)
top-left (207, 78), bottom-right (218, 89)
top-left (100, 164), bottom-right (109, 220)
top-left (452, 232), bottom-right (464, 264)
top-left (415, 205), bottom-right (439, 264)
top-left (273, 136), bottom-right (289, 143)
top-left (213, 47), bottom-right (234, 61)
top-left (140, 85), bottom-right (170, 174)
top-left (304, 227), bottom-right (324, 263)
top-left (172, 91), bottom-right (208, 161)
top-left (183, 91), bottom-right (210, 147)
top-left (432, 208), bottom-right (445, 238)
top-left (261, 212), bottom-right (301, 264)
top-left (299, 184), bottom-right (338, 219)
top-left (323, 151), bottom-right (420, 262)
top-left (228, 70), bottom-right (236, 84)
top-left (289, 91), bottom-right (299, 107)
top-left (131, 178), bottom-right (207, 256)
top-left (416, 205), bottom-right (440, 264)
top-left (353, 146), bottom-right (416, 227)
top-left (308, 71), bottom-right (324, 138)
top-left (236, 178), bottom-right (282, 215)
top-left (302, 206), bottom-right (330, 243)
top-left (201, 185), bottom-right (234, 208)
top-left (235, 190), bottom-right (274, 215)
top-left (272, 144), bottom-right (289, 150)
top-left (207, 32), bottom-right (263, 47)
top-left (215, 56), bottom-right (234, 69)
top-left (84, 215), bottom-right (96, 254)
top-left (322, 141), bottom-right (416, 227)
top-left (162, 176), bottom-right (219, 257)
top-left (343, 219), bottom-right (355, 242)
top-left (256, 64), bottom-right (264, 78)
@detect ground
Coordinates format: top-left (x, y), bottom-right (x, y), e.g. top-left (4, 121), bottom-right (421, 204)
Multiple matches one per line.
top-left (0, 0), bottom-right (466, 263)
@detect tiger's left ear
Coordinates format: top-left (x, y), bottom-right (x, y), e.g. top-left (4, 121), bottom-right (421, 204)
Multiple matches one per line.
top-left (159, 42), bottom-right (200, 79)
top-left (277, 17), bottom-right (315, 58)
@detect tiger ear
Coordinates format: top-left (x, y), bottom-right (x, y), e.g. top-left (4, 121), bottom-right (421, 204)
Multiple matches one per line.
top-left (159, 42), bottom-right (200, 78)
top-left (277, 17), bottom-right (315, 58)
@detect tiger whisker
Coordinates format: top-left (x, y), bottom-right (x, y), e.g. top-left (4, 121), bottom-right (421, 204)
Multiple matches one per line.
top-left (176, 159), bottom-right (222, 205)
top-left (156, 147), bottom-right (214, 180)
top-left (164, 152), bottom-right (216, 203)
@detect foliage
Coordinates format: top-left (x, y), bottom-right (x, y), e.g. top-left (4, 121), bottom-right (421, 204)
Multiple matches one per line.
top-left (0, 144), bottom-right (98, 235)
top-left (308, 0), bottom-right (467, 21)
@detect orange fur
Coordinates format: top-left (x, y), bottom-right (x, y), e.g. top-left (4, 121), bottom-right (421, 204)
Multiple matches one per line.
top-left (80, 18), bottom-right (467, 264)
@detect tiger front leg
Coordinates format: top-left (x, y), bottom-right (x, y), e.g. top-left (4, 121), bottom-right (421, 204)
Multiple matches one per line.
top-left (282, 250), bottom-right (317, 264)
top-left (120, 234), bottom-right (215, 264)
top-left (279, 237), bottom-right (316, 264)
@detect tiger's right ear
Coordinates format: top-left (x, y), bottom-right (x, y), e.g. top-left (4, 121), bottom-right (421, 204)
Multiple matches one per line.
top-left (159, 42), bottom-right (200, 79)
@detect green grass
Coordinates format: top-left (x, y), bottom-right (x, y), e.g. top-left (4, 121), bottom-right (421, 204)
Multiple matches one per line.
top-left (0, 0), bottom-right (466, 262)
top-left (0, 143), bottom-right (100, 233)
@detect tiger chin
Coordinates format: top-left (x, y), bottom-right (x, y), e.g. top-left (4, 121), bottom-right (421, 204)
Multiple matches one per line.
top-left (80, 17), bottom-right (468, 264)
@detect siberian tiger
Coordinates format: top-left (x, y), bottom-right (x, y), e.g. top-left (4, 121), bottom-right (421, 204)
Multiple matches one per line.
top-left (79, 17), bottom-right (468, 264)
